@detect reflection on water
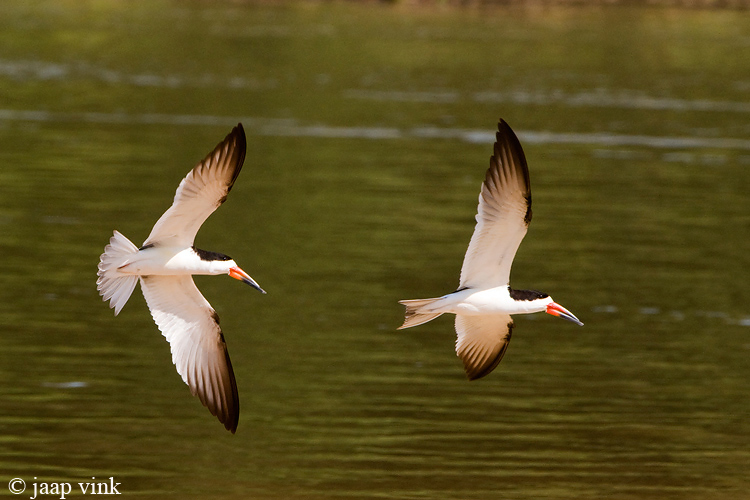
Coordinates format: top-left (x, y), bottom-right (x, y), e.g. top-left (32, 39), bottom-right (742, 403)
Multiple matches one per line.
top-left (5, 108), bottom-right (750, 152)
top-left (0, 2), bottom-right (749, 499)
top-left (346, 86), bottom-right (750, 114)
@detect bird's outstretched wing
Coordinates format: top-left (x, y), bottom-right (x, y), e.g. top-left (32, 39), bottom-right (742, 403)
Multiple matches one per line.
top-left (143, 124), bottom-right (246, 248)
top-left (455, 314), bottom-right (513, 380)
top-left (459, 120), bottom-right (532, 289)
top-left (139, 275), bottom-right (239, 433)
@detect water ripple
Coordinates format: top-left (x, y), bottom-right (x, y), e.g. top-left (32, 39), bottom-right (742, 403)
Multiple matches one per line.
top-left (346, 87), bottom-right (750, 114)
top-left (3, 109), bottom-right (750, 151)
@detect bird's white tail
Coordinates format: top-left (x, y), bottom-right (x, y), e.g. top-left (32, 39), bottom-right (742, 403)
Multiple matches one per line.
top-left (97, 230), bottom-right (139, 316)
top-left (397, 297), bottom-right (444, 329)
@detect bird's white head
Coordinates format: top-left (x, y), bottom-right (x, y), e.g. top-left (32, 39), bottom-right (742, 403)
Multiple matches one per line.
top-left (507, 289), bottom-right (582, 326)
top-left (193, 247), bottom-right (265, 294)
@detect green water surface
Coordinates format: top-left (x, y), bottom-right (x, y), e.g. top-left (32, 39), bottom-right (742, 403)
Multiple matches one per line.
top-left (0, 1), bottom-right (748, 499)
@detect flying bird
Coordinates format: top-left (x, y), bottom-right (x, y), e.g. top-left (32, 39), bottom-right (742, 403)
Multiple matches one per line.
top-left (96, 124), bottom-right (264, 433)
top-left (398, 120), bottom-right (583, 380)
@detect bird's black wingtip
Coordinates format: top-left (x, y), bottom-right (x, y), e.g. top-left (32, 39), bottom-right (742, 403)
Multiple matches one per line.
top-left (496, 118), bottom-right (519, 143)
top-left (490, 118), bottom-right (531, 199)
top-left (231, 123), bottom-right (246, 149)
top-left (222, 123), bottom-right (245, 155)
top-left (216, 123), bottom-right (246, 193)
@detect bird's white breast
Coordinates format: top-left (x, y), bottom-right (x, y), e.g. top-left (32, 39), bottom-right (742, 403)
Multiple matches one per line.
top-left (442, 287), bottom-right (552, 316)
top-left (117, 247), bottom-right (231, 276)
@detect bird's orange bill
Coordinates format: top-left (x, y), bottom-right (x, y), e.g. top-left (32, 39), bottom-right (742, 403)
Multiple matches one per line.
top-left (546, 302), bottom-right (584, 326)
top-left (229, 266), bottom-right (266, 294)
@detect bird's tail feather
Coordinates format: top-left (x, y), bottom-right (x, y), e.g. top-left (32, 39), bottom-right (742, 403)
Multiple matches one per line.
top-left (397, 297), bottom-right (444, 329)
top-left (97, 230), bottom-right (139, 316)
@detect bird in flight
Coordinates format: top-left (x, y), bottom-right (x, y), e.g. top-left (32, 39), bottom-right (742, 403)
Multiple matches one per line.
top-left (398, 120), bottom-right (583, 380)
top-left (96, 124), bottom-right (264, 433)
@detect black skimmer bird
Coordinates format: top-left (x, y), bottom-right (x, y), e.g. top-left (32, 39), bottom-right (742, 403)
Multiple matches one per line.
top-left (398, 120), bottom-right (583, 381)
top-left (96, 124), bottom-right (265, 433)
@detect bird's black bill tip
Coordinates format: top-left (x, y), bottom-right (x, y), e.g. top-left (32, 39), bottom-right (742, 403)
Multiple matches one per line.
top-left (546, 302), bottom-right (583, 326)
top-left (243, 278), bottom-right (266, 294)
top-left (229, 267), bottom-right (266, 294)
